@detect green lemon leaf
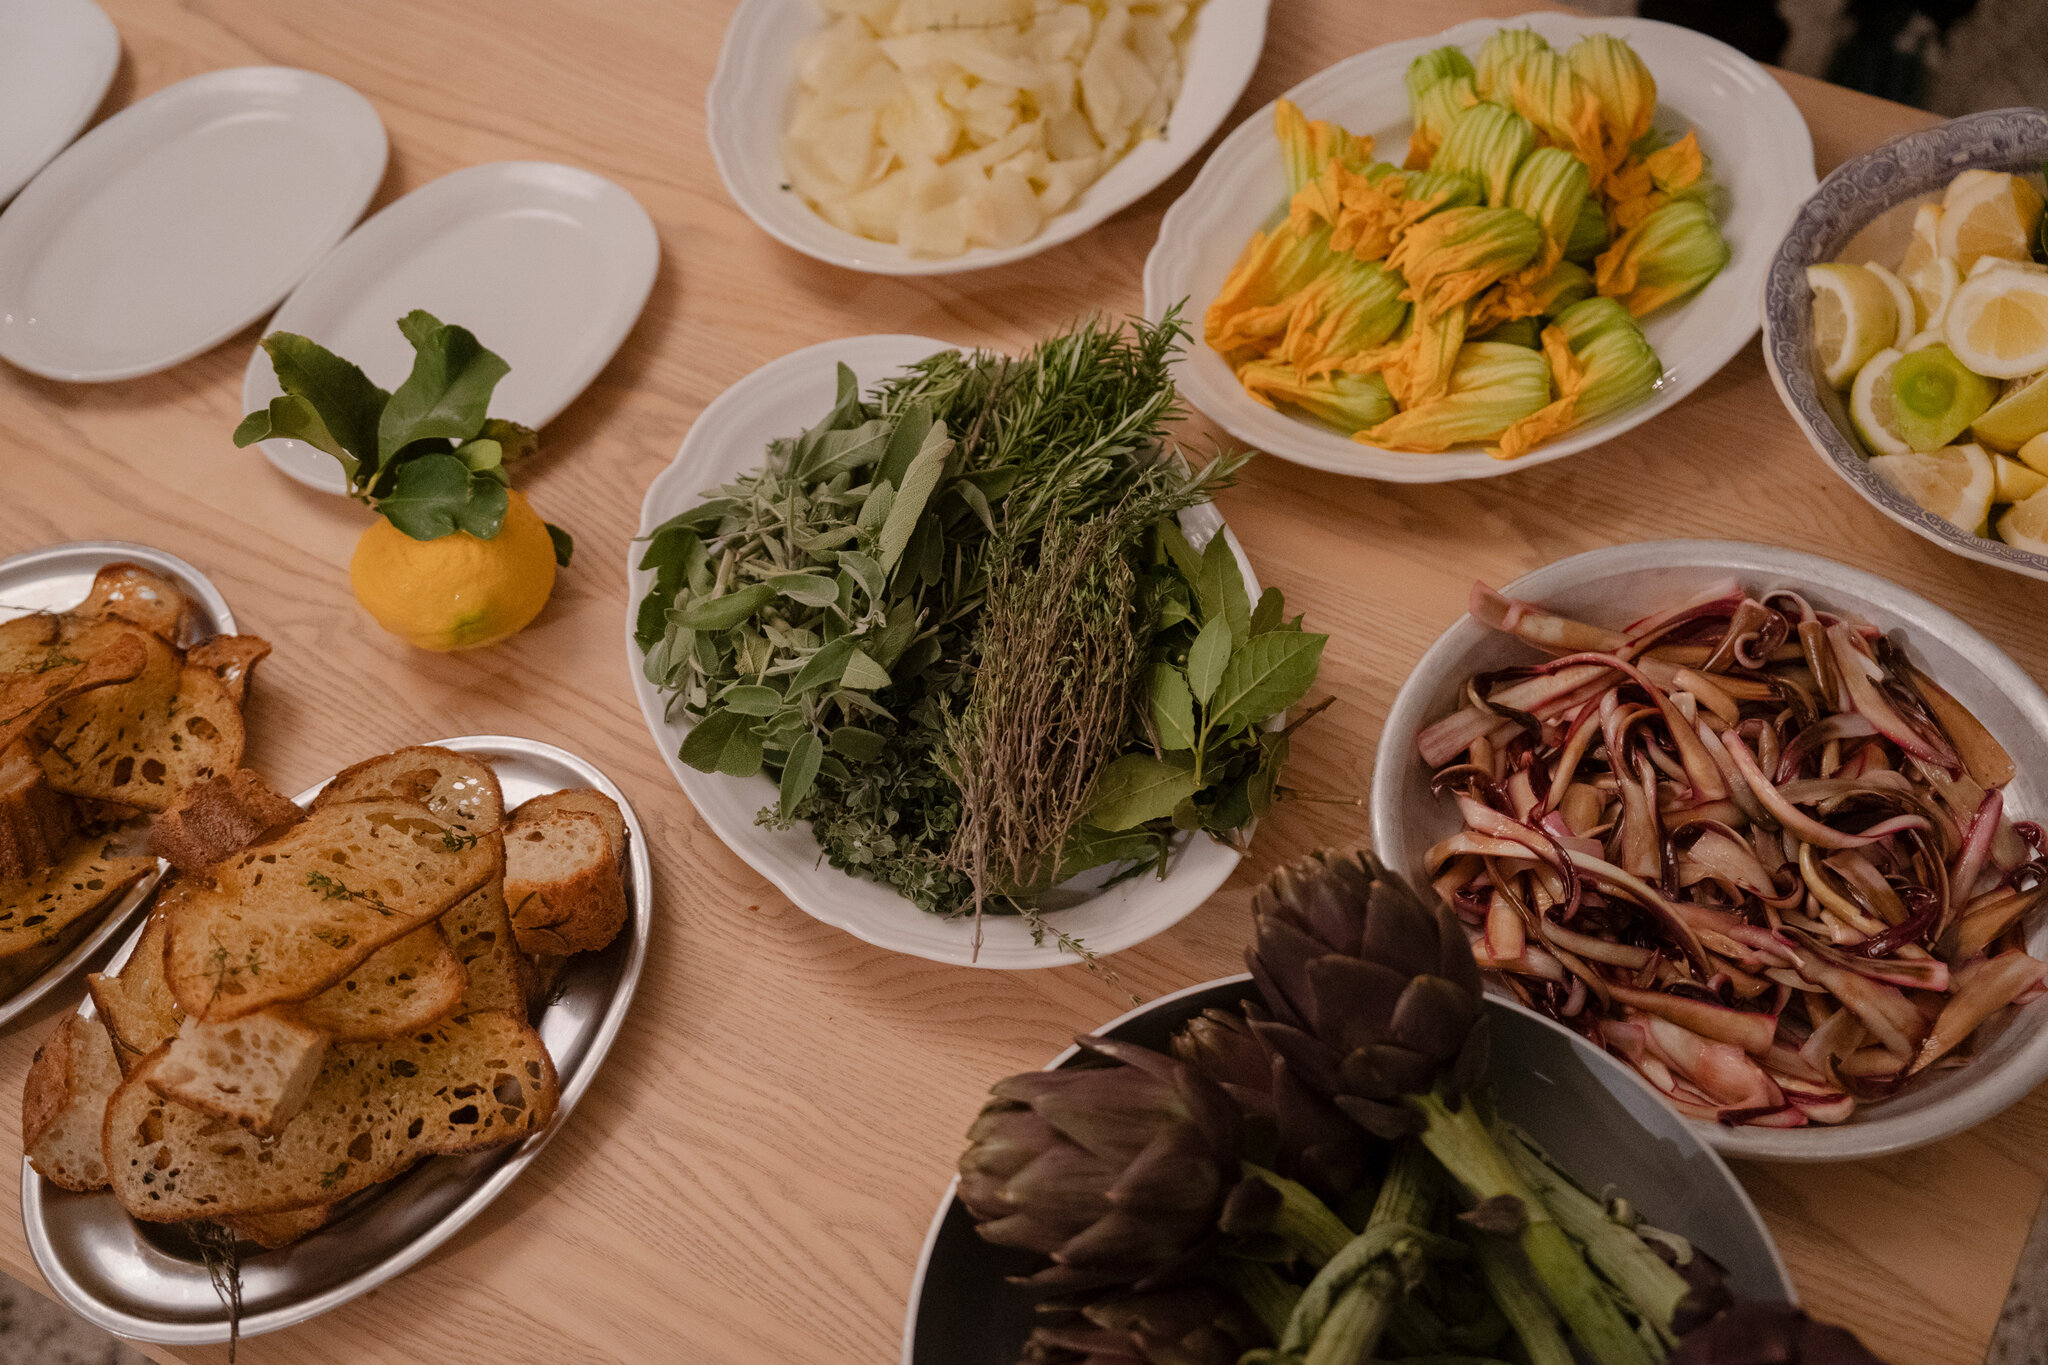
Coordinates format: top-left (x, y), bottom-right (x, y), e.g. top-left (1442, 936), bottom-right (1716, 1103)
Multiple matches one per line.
top-left (1211, 632), bottom-right (1328, 734)
top-left (766, 572), bottom-right (842, 607)
top-left (454, 438), bottom-right (503, 472)
top-left (840, 647), bottom-right (892, 691)
top-left (1087, 752), bottom-right (1200, 831)
top-left (1197, 530), bottom-right (1251, 646)
top-left (778, 732), bottom-right (824, 818)
top-left (678, 707), bottom-right (764, 777)
top-left (828, 726), bottom-right (888, 762)
top-left (377, 454), bottom-right (473, 540)
top-left (246, 332), bottom-right (390, 478)
top-left (377, 312), bottom-right (510, 460)
top-left (1149, 664), bottom-right (1197, 751)
top-left (546, 522), bottom-right (574, 567)
top-left (670, 583), bottom-right (775, 632)
top-left (719, 685), bottom-right (783, 716)
top-left (233, 395), bottom-right (361, 485)
top-left (480, 417), bottom-right (539, 462)
top-left (452, 476), bottom-right (508, 539)
top-left (1187, 615), bottom-right (1232, 705)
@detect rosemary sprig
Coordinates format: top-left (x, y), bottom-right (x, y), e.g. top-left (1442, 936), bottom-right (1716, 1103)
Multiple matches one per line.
top-left (186, 1220), bottom-right (244, 1362)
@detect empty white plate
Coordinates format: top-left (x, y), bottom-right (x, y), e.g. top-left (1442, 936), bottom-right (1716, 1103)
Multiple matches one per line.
top-left (0, 66), bottom-right (386, 383)
top-left (0, 0), bottom-right (118, 204)
top-left (246, 161), bottom-right (661, 493)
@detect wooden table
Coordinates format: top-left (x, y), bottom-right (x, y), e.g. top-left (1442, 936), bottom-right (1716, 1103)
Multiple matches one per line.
top-left (0, 1), bottom-right (2028, 1361)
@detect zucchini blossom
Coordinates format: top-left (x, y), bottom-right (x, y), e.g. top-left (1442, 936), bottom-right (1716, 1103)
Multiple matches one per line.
top-left (1324, 164), bottom-right (1411, 260)
top-left (1606, 129), bottom-right (1710, 232)
top-left (1206, 220), bottom-right (1337, 357)
top-left (1377, 301), bottom-right (1470, 407)
top-left (1469, 256), bottom-right (1593, 333)
top-left (1565, 195), bottom-right (1609, 263)
top-left (1595, 197), bottom-right (1729, 318)
top-left (1432, 101), bottom-right (1536, 207)
top-left (1495, 296), bottom-right (1661, 456)
top-left (1239, 360), bottom-right (1397, 433)
top-left (1387, 204), bottom-right (1541, 318)
top-left (1493, 46), bottom-right (1606, 177)
top-left (1362, 341), bottom-right (1553, 451)
top-left (1279, 255), bottom-right (1410, 375)
top-left (1568, 34), bottom-right (1658, 170)
top-left (1474, 27), bottom-right (1549, 101)
top-left (1406, 44), bottom-right (1476, 114)
top-left (1397, 168), bottom-right (1484, 228)
top-left (1507, 146), bottom-right (1591, 266)
top-left (1406, 74), bottom-right (1479, 169)
top-left (1276, 98), bottom-right (1374, 197)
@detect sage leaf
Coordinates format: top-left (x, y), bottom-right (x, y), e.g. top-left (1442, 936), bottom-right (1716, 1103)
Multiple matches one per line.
top-left (378, 311), bottom-right (509, 460)
top-left (802, 418), bottom-right (891, 481)
top-left (767, 572), bottom-right (841, 607)
top-left (1250, 586), bottom-right (1285, 635)
top-left (856, 480), bottom-right (895, 535)
top-left (719, 685), bottom-right (783, 716)
top-left (875, 400), bottom-right (933, 488)
top-left (1197, 530), bottom-right (1251, 646)
top-left (779, 732), bottom-right (824, 817)
top-left (840, 647), bottom-right (892, 691)
top-left (1149, 664), bottom-right (1197, 751)
top-left (1210, 632), bottom-right (1328, 734)
top-left (1187, 615), bottom-right (1231, 705)
top-left (837, 550), bottom-right (886, 601)
top-left (791, 636), bottom-right (854, 694)
top-left (1087, 752), bottom-right (1200, 831)
top-left (877, 421), bottom-right (953, 574)
top-left (679, 708), bottom-right (764, 777)
top-left (671, 583), bottom-right (775, 631)
top-left (953, 479), bottom-right (996, 535)
top-left (828, 726), bottom-right (887, 762)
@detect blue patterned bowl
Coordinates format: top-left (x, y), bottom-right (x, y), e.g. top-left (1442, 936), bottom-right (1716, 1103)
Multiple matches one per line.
top-left (1763, 107), bottom-right (2048, 580)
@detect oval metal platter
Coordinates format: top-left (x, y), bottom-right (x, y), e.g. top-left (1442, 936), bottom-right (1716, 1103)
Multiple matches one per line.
top-left (21, 733), bottom-right (652, 1345)
top-left (0, 540), bottom-right (235, 1032)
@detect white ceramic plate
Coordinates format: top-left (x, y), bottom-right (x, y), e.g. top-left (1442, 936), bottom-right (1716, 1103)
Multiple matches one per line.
top-left (0, 67), bottom-right (387, 383)
top-left (1369, 539), bottom-right (2048, 1161)
top-left (1144, 12), bottom-right (1817, 482)
top-left (903, 977), bottom-right (1795, 1363)
top-left (707, 0), bottom-right (1273, 275)
top-left (246, 161), bottom-right (661, 494)
top-left (24, 734), bottom-right (651, 1345)
top-left (0, 0), bottom-right (118, 204)
top-left (626, 334), bottom-right (1254, 968)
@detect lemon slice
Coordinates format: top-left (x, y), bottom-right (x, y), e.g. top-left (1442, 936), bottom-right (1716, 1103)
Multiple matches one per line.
top-left (1973, 369), bottom-right (2048, 450)
top-left (1809, 262), bottom-right (1899, 389)
top-left (1898, 202), bottom-right (1946, 328)
top-left (2021, 431), bottom-right (2048, 476)
top-left (1864, 262), bottom-right (1918, 349)
top-left (1998, 483), bottom-right (2048, 554)
top-left (1871, 442), bottom-right (1995, 534)
top-left (1944, 271), bottom-right (2048, 379)
top-left (1995, 455), bottom-right (2048, 502)
top-left (1850, 347), bottom-right (1912, 455)
top-left (1969, 255), bottom-right (2048, 279)
top-left (1938, 169), bottom-right (2046, 274)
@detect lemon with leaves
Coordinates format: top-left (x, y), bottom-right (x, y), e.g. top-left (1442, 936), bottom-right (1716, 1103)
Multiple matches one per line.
top-left (236, 310), bottom-right (574, 650)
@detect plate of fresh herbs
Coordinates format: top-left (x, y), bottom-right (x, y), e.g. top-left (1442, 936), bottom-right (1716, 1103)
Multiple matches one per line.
top-left (625, 319), bottom-right (1328, 968)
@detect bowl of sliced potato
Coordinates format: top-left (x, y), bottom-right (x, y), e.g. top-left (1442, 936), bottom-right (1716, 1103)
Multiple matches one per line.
top-left (1764, 106), bottom-right (2048, 580)
top-left (706, 0), bottom-right (1272, 273)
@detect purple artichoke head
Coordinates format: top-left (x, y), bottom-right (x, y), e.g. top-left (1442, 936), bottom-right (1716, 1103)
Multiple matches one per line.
top-left (1671, 1303), bottom-right (1892, 1365)
top-left (1245, 849), bottom-right (1487, 1138)
top-left (1018, 1283), bottom-right (1265, 1365)
top-left (958, 1035), bottom-right (1243, 1292)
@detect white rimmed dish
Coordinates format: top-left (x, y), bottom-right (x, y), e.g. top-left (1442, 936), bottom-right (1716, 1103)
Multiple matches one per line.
top-left (23, 733), bottom-right (651, 1345)
top-left (246, 161), bottom-right (661, 494)
top-left (0, 66), bottom-right (387, 383)
top-left (626, 333), bottom-right (1254, 969)
top-left (707, 0), bottom-right (1272, 275)
top-left (0, 541), bottom-right (234, 1032)
top-left (902, 975), bottom-right (1796, 1363)
top-left (0, 0), bottom-right (119, 205)
top-left (1143, 11), bottom-right (1817, 483)
top-left (1369, 539), bottom-right (2048, 1161)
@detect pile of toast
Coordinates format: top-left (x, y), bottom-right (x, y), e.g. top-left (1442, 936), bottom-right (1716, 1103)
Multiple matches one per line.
top-left (0, 564), bottom-right (267, 998)
top-left (22, 744), bottom-right (633, 1250)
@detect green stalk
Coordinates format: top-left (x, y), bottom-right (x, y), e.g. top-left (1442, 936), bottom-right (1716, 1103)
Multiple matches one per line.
top-left (1408, 1092), bottom-right (1661, 1365)
top-left (1278, 1142), bottom-right (1443, 1365)
top-left (1496, 1123), bottom-right (1692, 1349)
top-left (1220, 1258), bottom-right (1305, 1343)
top-left (1245, 1164), bottom-right (1362, 1266)
top-left (1460, 1225), bottom-right (1575, 1365)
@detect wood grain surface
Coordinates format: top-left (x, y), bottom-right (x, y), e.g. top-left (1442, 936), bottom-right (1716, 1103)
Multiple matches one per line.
top-left (0, 1), bottom-right (2026, 1362)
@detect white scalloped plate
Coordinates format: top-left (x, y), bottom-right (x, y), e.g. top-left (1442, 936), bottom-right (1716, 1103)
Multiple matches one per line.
top-left (1143, 12), bottom-right (1817, 482)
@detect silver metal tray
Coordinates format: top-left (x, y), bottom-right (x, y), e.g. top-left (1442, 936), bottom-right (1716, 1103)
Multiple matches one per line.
top-left (21, 733), bottom-right (652, 1345)
top-left (0, 541), bottom-right (236, 1032)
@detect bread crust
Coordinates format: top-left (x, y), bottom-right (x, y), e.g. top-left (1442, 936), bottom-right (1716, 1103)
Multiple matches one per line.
top-left (148, 769), bottom-right (302, 876)
top-left (505, 810), bottom-right (629, 956)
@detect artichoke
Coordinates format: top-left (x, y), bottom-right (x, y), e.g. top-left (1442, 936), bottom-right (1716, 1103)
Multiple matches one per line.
top-left (1669, 1304), bottom-right (1892, 1365)
top-left (1021, 1283), bottom-right (1269, 1365)
top-left (958, 1035), bottom-right (1245, 1291)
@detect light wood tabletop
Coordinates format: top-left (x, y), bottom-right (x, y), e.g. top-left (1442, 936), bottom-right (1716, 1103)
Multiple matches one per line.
top-left (1, 0), bottom-right (2031, 1362)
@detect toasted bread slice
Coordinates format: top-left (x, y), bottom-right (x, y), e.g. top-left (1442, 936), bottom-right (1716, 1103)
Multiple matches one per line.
top-left (316, 746), bottom-right (504, 835)
top-left (148, 769), bottom-right (302, 876)
top-left (182, 635), bottom-right (270, 709)
top-left (0, 630), bottom-right (149, 754)
top-left (0, 840), bottom-right (155, 997)
top-left (0, 613), bottom-right (63, 672)
top-left (218, 1203), bottom-right (335, 1249)
top-left (163, 800), bottom-right (500, 1021)
top-left (23, 1013), bottom-right (121, 1192)
top-left (292, 924), bottom-right (466, 1041)
top-left (444, 879), bottom-right (525, 1020)
top-left (0, 741), bottom-right (76, 881)
top-left (69, 563), bottom-right (193, 643)
top-left (505, 810), bottom-right (628, 956)
top-left (148, 1011), bottom-right (327, 1136)
top-left (90, 907), bottom-right (181, 1073)
top-left (512, 789), bottom-right (626, 862)
top-left (105, 1010), bottom-right (558, 1220)
top-left (520, 951), bottom-right (570, 1016)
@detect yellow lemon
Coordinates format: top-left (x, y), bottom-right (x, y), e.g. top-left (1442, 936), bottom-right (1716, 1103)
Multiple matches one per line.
top-left (349, 490), bottom-right (558, 651)
top-left (2021, 430), bottom-right (2048, 477)
top-left (1849, 347), bottom-right (1912, 456)
top-left (1898, 202), bottom-right (1945, 327)
top-left (1808, 262), bottom-right (1898, 388)
top-left (1998, 481), bottom-right (2048, 554)
top-left (1937, 169), bottom-right (2045, 274)
top-left (1870, 442), bottom-right (1994, 534)
top-left (1943, 271), bottom-right (2048, 379)
top-left (1863, 262), bottom-right (1917, 349)
top-left (1973, 369), bottom-right (2048, 451)
top-left (1994, 455), bottom-right (2048, 502)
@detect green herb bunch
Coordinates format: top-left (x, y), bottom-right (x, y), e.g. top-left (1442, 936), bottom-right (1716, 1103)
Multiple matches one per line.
top-left (234, 309), bottom-right (571, 561)
top-left (634, 313), bottom-right (1326, 917)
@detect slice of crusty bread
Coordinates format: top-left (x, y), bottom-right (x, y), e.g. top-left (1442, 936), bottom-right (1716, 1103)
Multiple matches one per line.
top-left (0, 630), bottom-right (149, 754)
top-left (148, 769), bottom-right (302, 876)
top-left (163, 800), bottom-right (500, 1021)
top-left (148, 1011), bottom-right (327, 1136)
top-left (520, 951), bottom-right (571, 1017)
top-left (511, 788), bottom-right (626, 863)
top-left (0, 840), bottom-right (156, 997)
top-left (0, 614), bottom-right (63, 672)
top-left (105, 1009), bottom-right (558, 1220)
top-left (292, 924), bottom-right (466, 1041)
top-left (218, 1203), bottom-right (334, 1249)
top-left (315, 746), bottom-right (504, 835)
top-left (90, 908), bottom-right (180, 1073)
top-left (181, 635), bottom-right (270, 709)
top-left (444, 879), bottom-right (525, 1020)
top-left (505, 810), bottom-right (628, 956)
top-left (0, 741), bottom-right (76, 882)
top-left (23, 1013), bottom-right (121, 1192)
top-left (68, 563), bottom-right (193, 643)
